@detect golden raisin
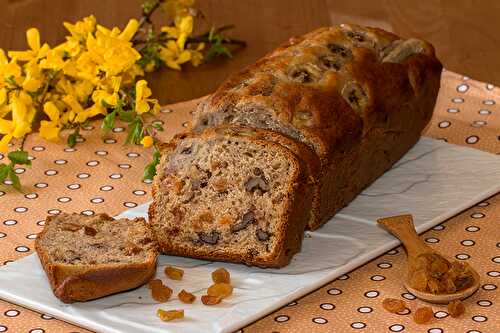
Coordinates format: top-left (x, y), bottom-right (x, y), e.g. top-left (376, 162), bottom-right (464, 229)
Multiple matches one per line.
top-left (408, 269), bottom-right (428, 291)
top-left (382, 298), bottom-right (407, 313)
top-left (201, 295), bottom-right (222, 305)
top-left (212, 268), bottom-right (231, 284)
top-left (178, 289), bottom-right (196, 304)
top-left (207, 283), bottom-right (233, 298)
top-left (148, 279), bottom-right (163, 289)
top-left (150, 280), bottom-right (173, 303)
top-left (448, 300), bottom-right (465, 318)
top-left (413, 306), bottom-right (433, 324)
top-left (60, 222), bottom-right (82, 232)
top-left (157, 309), bottom-right (184, 322)
top-left (165, 266), bottom-right (184, 280)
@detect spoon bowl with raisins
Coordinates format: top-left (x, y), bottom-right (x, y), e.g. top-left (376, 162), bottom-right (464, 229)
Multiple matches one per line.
top-left (377, 214), bottom-right (480, 304)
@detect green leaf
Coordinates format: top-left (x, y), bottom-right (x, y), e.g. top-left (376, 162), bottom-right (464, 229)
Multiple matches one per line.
top-left (118, 109), bottom-right (136, 123)
top-left (102, 109), bottom-right (116, 133)
top-left (125, 119), bottom-right (144, 145)
top-left (0, 164), bottom-right (9, 183)
top-left (8, 150), bottom-right (31, 166)
top-left (152, 122), bottom-right (164, 131)
top-left (8, 168), bottom-right (21, 191)
top-left (143, 149), bottom-right (161, 180)
top-left (67, 127), bottom-right (79, 148)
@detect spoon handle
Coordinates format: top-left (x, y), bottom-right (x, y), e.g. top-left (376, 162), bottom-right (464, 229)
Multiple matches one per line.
top-left (377, 214), bottom-right (433, 258)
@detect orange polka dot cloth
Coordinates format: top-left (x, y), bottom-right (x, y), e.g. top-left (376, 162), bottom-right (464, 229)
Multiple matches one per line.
top-left (0, 70), bottom-right (499, 333)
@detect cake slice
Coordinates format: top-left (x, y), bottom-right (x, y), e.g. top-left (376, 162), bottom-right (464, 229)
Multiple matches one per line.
top-left (35, 213), bottom-right (158, 303)
top-left (149, 127), bottom-right (313, 267)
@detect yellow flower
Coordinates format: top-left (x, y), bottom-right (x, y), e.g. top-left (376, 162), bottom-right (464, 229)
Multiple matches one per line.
top-left (140, 135), bottom-right (154, 148)
top-left (0, 118), bottom-right (14, 134)
top-left (0, 133), bottom-right (13, 152)
top-left (135, 80), bottom-right (159, 114)
top-left (163, 0), bottom-right (195, 18)
top-left (8, 28), bottom-right (49, 62)
top-left (161, 15), bottom-right (193, 51)
top-left (74, 103), bottom-right (106, 123)
top-left (39, 49), bottom-right (66, 71)
top-left (159, 41), bottom-right (191, 70)
top-left (118, 19), bottom-right (139, 42)
top-left (0, 88), bottom-right (6, 105)
top-left (63, 15), bottom-right (96, 41)
top-left (40, 101), bottom-right (65, 142)
top-left (10, 96), bottom-right (32, 138)
top-left (22, 60), bottom-right (43, 92)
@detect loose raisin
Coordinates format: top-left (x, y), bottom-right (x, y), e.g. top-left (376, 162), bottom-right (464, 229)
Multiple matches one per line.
top-left (212, 268), bottom-right (231, 284)
top-left (201, 295), bottom-right (222, 305)
top-left (382, 298), bottom-right (406, 313)
top-left (207, 283), bottom-right (233, 299)
top-left (157, 309), bottom-right (184, 322)
top-left (150, 280), bottom-right (173, 303)
top-left (165, 266), bottom-right (184, 280)
top-left (178, 289), bottom-right (196, 304)
top-left (413, 306), bottom-right (433, 324)
top-left (447, 300), bottom-right (465, 318)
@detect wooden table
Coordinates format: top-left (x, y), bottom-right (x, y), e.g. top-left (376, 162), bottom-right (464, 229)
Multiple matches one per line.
top-left (2, 0), bottom-right (500, 104)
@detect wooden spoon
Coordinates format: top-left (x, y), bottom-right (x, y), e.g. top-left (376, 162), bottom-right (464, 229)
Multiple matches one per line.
top-left (377, 214), bottom-right (480, 304)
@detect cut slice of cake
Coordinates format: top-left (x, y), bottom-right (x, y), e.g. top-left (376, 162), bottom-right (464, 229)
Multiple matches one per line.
top-left (149, 127), bottom-right (313, 267)
top-left (35, 213), bottom-right (158, 303)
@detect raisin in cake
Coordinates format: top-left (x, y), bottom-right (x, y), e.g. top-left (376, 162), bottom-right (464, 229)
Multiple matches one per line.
top-left (35, 213), bottom-right (158, 303)
top-left (192, 24), bottom-right (442, 229)
top-left (149, 128), bottom-right (313, 267)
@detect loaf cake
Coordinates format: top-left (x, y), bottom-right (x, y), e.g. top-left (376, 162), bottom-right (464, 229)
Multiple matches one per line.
top-left (149, 128), bottom-right (313, 267)
top-left (35, 213), bottom-right (158, 303)
top-left (192, 24), bottom-right (442, 229)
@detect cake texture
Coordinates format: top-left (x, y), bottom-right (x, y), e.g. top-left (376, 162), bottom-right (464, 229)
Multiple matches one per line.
top-left (149, 128), bottom-right (313, 267)
top-left (35, 213), bottom-right (158, 303)
top-left (191, 24), bottom-right (442, 229)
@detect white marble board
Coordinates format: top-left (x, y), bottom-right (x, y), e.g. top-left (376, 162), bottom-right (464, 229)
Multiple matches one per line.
top-left (0, 138), bottom-right (499, 333)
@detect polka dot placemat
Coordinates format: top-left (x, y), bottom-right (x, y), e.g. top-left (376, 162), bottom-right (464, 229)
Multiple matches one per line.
top-left (0, 71), bottom-right (499, 332)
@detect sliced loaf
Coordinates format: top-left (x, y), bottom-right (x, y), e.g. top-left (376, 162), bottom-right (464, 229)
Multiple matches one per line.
top-left (35, 213), bottom-right (158, 303)
top-left (149, 127), bottom-right (313, 267)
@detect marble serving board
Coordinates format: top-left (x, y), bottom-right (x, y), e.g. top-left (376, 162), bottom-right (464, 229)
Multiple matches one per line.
top-left (0, 137), bottom-right (499, 333)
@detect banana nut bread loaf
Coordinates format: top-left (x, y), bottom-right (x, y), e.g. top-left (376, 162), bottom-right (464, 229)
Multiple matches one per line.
top-left (192, 24), bottom-right (442, 230)
top-left (35, 213), bottom-right (158, 303)
top-left (149, 128), bottom-right (313, 267)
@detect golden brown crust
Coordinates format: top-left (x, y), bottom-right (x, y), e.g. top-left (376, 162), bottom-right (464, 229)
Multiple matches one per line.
top-left (192, 24), bottom-right (442, 230)
top-left (150, 128), bottom-right (313, 267)
top-left (35, 214), bottom-right (158, 303)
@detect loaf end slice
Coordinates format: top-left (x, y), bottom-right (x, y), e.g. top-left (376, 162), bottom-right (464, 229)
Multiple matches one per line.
top-left (35, 213), bottom-right (158, 303)
top-left (150, 128), bottom-right (313, 267)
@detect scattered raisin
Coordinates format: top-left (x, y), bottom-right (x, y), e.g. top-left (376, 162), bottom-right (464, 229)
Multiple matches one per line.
top-left (207, 283), bottom-right (233, 299)
top-left (413, 306), bottom-right (433, 324)
top-left (198, 230), bottom-right (220, 245)
top-left (181, 146), bottom-right (192, 155)
top-left (157, 309), bottom-right (184, 322)
top-left (84, 226), bottom-right (97, 236)
top-left (60, 222), bottom-right (82, 232)
top-left (165, 266), bottom-right (184, 280)
top-left (244, 176), bottom-right (269, 194)
top-left (382, 298), bottom-right (407, 314)
top-left (447, 300), bottom-right (465, 318)
top-left (123, 242), bottom-right (142, 255)
top-left (231, 211), bottom-right (256, 233)
top-left (327, 43), bottom-right (352, 58)
top-left (290, 69), bottom-right (312, 83)
top-left (256, 229), bottom-right (271, 241)
top-left (201, 295), bottom-right (222, 305)
top-left (320, 55), bottom-right (342, 70)
top-left (150, 280), bottom-right (173, 303)
top-left (212, 268), bottom-right (231, 284)
top-left (178, 289), bottom-right (196, 304)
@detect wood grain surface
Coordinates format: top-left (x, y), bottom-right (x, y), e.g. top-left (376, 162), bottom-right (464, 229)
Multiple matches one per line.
top-left (1, 0), bottom-right (499, 104)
